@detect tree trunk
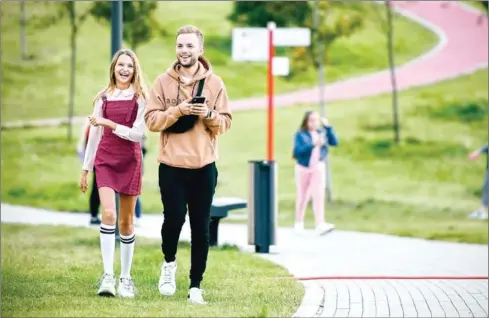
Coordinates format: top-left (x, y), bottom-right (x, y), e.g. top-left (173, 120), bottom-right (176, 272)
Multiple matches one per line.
top-left (67, 2), bottom-right (77, 141)
top-left (386, 0), bottom-right (400, 144)
top-left (313, 0), bottom-right (333, 202)
top-left (20, 0), bottom-right (27, 60)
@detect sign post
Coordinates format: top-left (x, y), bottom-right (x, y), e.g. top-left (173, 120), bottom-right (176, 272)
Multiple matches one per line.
top-left (267, 22), bottom-right (275, 162)
top-left (232, 25), bottom-right (311, 160)
top-left (233, 24), bottom-right (311, 253)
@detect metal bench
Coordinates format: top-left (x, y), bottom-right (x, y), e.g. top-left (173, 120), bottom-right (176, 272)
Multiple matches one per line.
top-left (209, 197), bottom-right (247, 247)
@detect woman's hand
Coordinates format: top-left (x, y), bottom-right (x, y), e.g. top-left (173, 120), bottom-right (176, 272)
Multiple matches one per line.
top-left (321, 117), bottom-right (330, 127)
top-left (79, 171), bottom-right (89, 193)
top-left (89, 116), bottom-right (105, 127)
top-left (89, 116), bottom-right (116, 130)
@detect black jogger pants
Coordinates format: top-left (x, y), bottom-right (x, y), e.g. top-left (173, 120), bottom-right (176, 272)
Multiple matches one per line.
top-left (158, 162), bottom-right (218, 288)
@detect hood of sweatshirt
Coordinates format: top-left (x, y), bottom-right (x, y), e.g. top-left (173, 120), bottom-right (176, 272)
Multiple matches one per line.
top-left (165, 56), bottom-right (213, 86)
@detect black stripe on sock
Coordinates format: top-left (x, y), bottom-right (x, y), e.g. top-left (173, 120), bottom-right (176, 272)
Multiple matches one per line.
top-left (120, 235), bottom-right (135, 244)
top-left (100, 228), bottom-right (116, 235)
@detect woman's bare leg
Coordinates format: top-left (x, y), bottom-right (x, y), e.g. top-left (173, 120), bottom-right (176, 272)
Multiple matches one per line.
top-left (98, 187), bottom-right (117, 275)
top-left (118, 194), bottom-right (137, 280)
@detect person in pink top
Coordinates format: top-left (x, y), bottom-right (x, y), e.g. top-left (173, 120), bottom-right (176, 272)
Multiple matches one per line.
top-left (293, 110), bottom-right (339, 235)
top-left (79, 49), bottom-right (148, 298)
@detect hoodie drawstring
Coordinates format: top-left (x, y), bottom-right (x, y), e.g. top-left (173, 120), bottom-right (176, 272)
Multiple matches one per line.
top-left (176, 79), bottom-right (198, 105)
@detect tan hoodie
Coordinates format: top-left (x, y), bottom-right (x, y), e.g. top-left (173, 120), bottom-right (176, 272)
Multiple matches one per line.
top-left (144, 56), bottom-right (232, 169)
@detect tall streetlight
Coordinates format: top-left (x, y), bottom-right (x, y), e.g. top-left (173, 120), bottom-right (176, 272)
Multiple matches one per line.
top-left (111, 0), bottom-right (122, 240)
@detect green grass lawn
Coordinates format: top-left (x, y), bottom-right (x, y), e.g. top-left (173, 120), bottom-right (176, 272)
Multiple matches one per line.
top-left (1, 223), bottom-right (303, 317)
top-left (2, 70), bottom-right (487, 244)
top-left (0, 1), bottom-right (437, 123)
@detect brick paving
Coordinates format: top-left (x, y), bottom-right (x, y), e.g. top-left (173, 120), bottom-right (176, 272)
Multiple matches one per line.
top-left (297, 279), bottom-right (488, 318)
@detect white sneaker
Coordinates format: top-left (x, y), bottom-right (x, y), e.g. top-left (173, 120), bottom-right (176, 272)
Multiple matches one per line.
top-left (97, 273), bottom-right (116, 297)
top-left (158, 261), bottom-right (177, 296)
top-left (468, 210), bottom-right (489, 220)
top-left (188, 287), bottom-right (206, 305)
top-left (117, 277), bottom-right (136, 298)
top-left (316, 222), bottom-right (335, 235)
top-left (294, 222), bottom-right (305, 234)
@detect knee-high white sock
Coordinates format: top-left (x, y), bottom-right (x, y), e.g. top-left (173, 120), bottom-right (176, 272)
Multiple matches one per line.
top-left (100, 224), bottom-right (116, 275)
top-left (120, 233), bottom-right (135, 278)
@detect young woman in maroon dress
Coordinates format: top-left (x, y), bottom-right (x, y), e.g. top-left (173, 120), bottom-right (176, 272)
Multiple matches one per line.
top-left (79, 49), bottom-right (147, 298)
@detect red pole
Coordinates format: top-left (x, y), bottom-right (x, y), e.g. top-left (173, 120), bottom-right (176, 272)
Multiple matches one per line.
top-left (267, 22), bottom-right (275, 162)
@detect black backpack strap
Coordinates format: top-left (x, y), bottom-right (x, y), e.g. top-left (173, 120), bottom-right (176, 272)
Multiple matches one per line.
top-left (196, 79), bottom-right (205, 96)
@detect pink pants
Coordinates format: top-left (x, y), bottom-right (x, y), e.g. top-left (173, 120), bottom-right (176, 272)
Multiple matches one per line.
top-left (295, 162), bottom-right (326, 226)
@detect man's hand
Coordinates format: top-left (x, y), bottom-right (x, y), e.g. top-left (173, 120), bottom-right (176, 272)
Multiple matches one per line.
top-left (190, 103), bottom-right (210, 118)
top-left (176, 99), bottom-right (193, 116)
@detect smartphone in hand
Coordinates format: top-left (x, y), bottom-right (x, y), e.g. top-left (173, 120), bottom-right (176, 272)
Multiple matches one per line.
top-left (191, 96), bottom-right (206, 104)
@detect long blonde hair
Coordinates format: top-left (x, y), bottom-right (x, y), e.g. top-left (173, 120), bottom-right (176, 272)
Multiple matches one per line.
top-left (93, 48), bottom-right (148, 105)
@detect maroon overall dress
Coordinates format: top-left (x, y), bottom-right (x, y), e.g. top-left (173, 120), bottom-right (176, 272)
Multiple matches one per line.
top-left (94, 95), bottom-right (142, 196)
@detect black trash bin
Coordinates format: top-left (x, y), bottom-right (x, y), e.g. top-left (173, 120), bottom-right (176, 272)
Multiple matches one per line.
top-left (247, 160), bottom-right (277, 253)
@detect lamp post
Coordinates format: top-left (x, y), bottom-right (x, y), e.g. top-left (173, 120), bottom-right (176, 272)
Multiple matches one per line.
top-left (111, 0), bottom-right (123, 240)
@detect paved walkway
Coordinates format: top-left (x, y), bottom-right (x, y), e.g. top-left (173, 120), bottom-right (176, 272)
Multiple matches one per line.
top-left (2, 204), bottom-right (487, 317)
top-left (2, 2), bottom-right (487, 129)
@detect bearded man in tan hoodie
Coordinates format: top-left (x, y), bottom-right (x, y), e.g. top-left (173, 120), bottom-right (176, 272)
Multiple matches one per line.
top-left (144, 25), bottom-right (232, 305)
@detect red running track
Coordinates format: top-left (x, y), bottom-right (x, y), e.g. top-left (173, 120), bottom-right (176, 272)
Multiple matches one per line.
top-left (265, 275), bottom-right (489, 281)
top-left (231, 1), bottom-right (488, 111)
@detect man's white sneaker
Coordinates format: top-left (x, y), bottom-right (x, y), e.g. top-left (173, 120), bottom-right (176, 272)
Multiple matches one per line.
top-left (117, 277), bottom-right (136, 298)
top-left (97, 273), bottom-right (116, 297)
top-left (316, 222), bottom-right (335, 235)
top-left (188, 287), bottom-right (206, 305)
top-left (158, 261), bottom-right (177, 296)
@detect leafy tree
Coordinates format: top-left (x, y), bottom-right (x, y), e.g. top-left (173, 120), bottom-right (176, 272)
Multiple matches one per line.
top-left (291, 2), bottom-right (364, 75)
top-left (18, 1), bottom-right (90, 139)
top-left (228, 1), bottom-right (311, 27)
top-left (90, 1), bottom-right (163, 53)
top-left (380, 1), bottom-right (400, 144)
top-left (39, 2), bottom-right (91, 140)
top-left (228, 1), bottom-right (364, 75)
top-left (20, 1), bottom-right (27, 60)
top-left (19, 1), bottom-right (63, 60)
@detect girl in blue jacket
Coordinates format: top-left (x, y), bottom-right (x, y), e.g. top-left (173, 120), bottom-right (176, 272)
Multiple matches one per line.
top-left (293, 110), bottom-right (339, 235)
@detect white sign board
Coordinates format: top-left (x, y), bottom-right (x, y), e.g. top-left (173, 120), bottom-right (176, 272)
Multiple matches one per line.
top-left (274, 28), bottom-right (311, 47)
top-left (232, 27), bottom-right (311, 62)
top-left (232, 28), bottom-right (268, 62)
top-left (272, 57), bottom-right (290, 76)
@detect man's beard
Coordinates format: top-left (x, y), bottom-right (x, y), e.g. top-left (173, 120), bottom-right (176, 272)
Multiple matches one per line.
top-left (179, 56), bottom-right (197, 68)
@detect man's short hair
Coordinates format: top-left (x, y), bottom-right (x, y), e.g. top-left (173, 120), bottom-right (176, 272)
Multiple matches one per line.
top-left (177, 25), bottom-right (204, 46)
